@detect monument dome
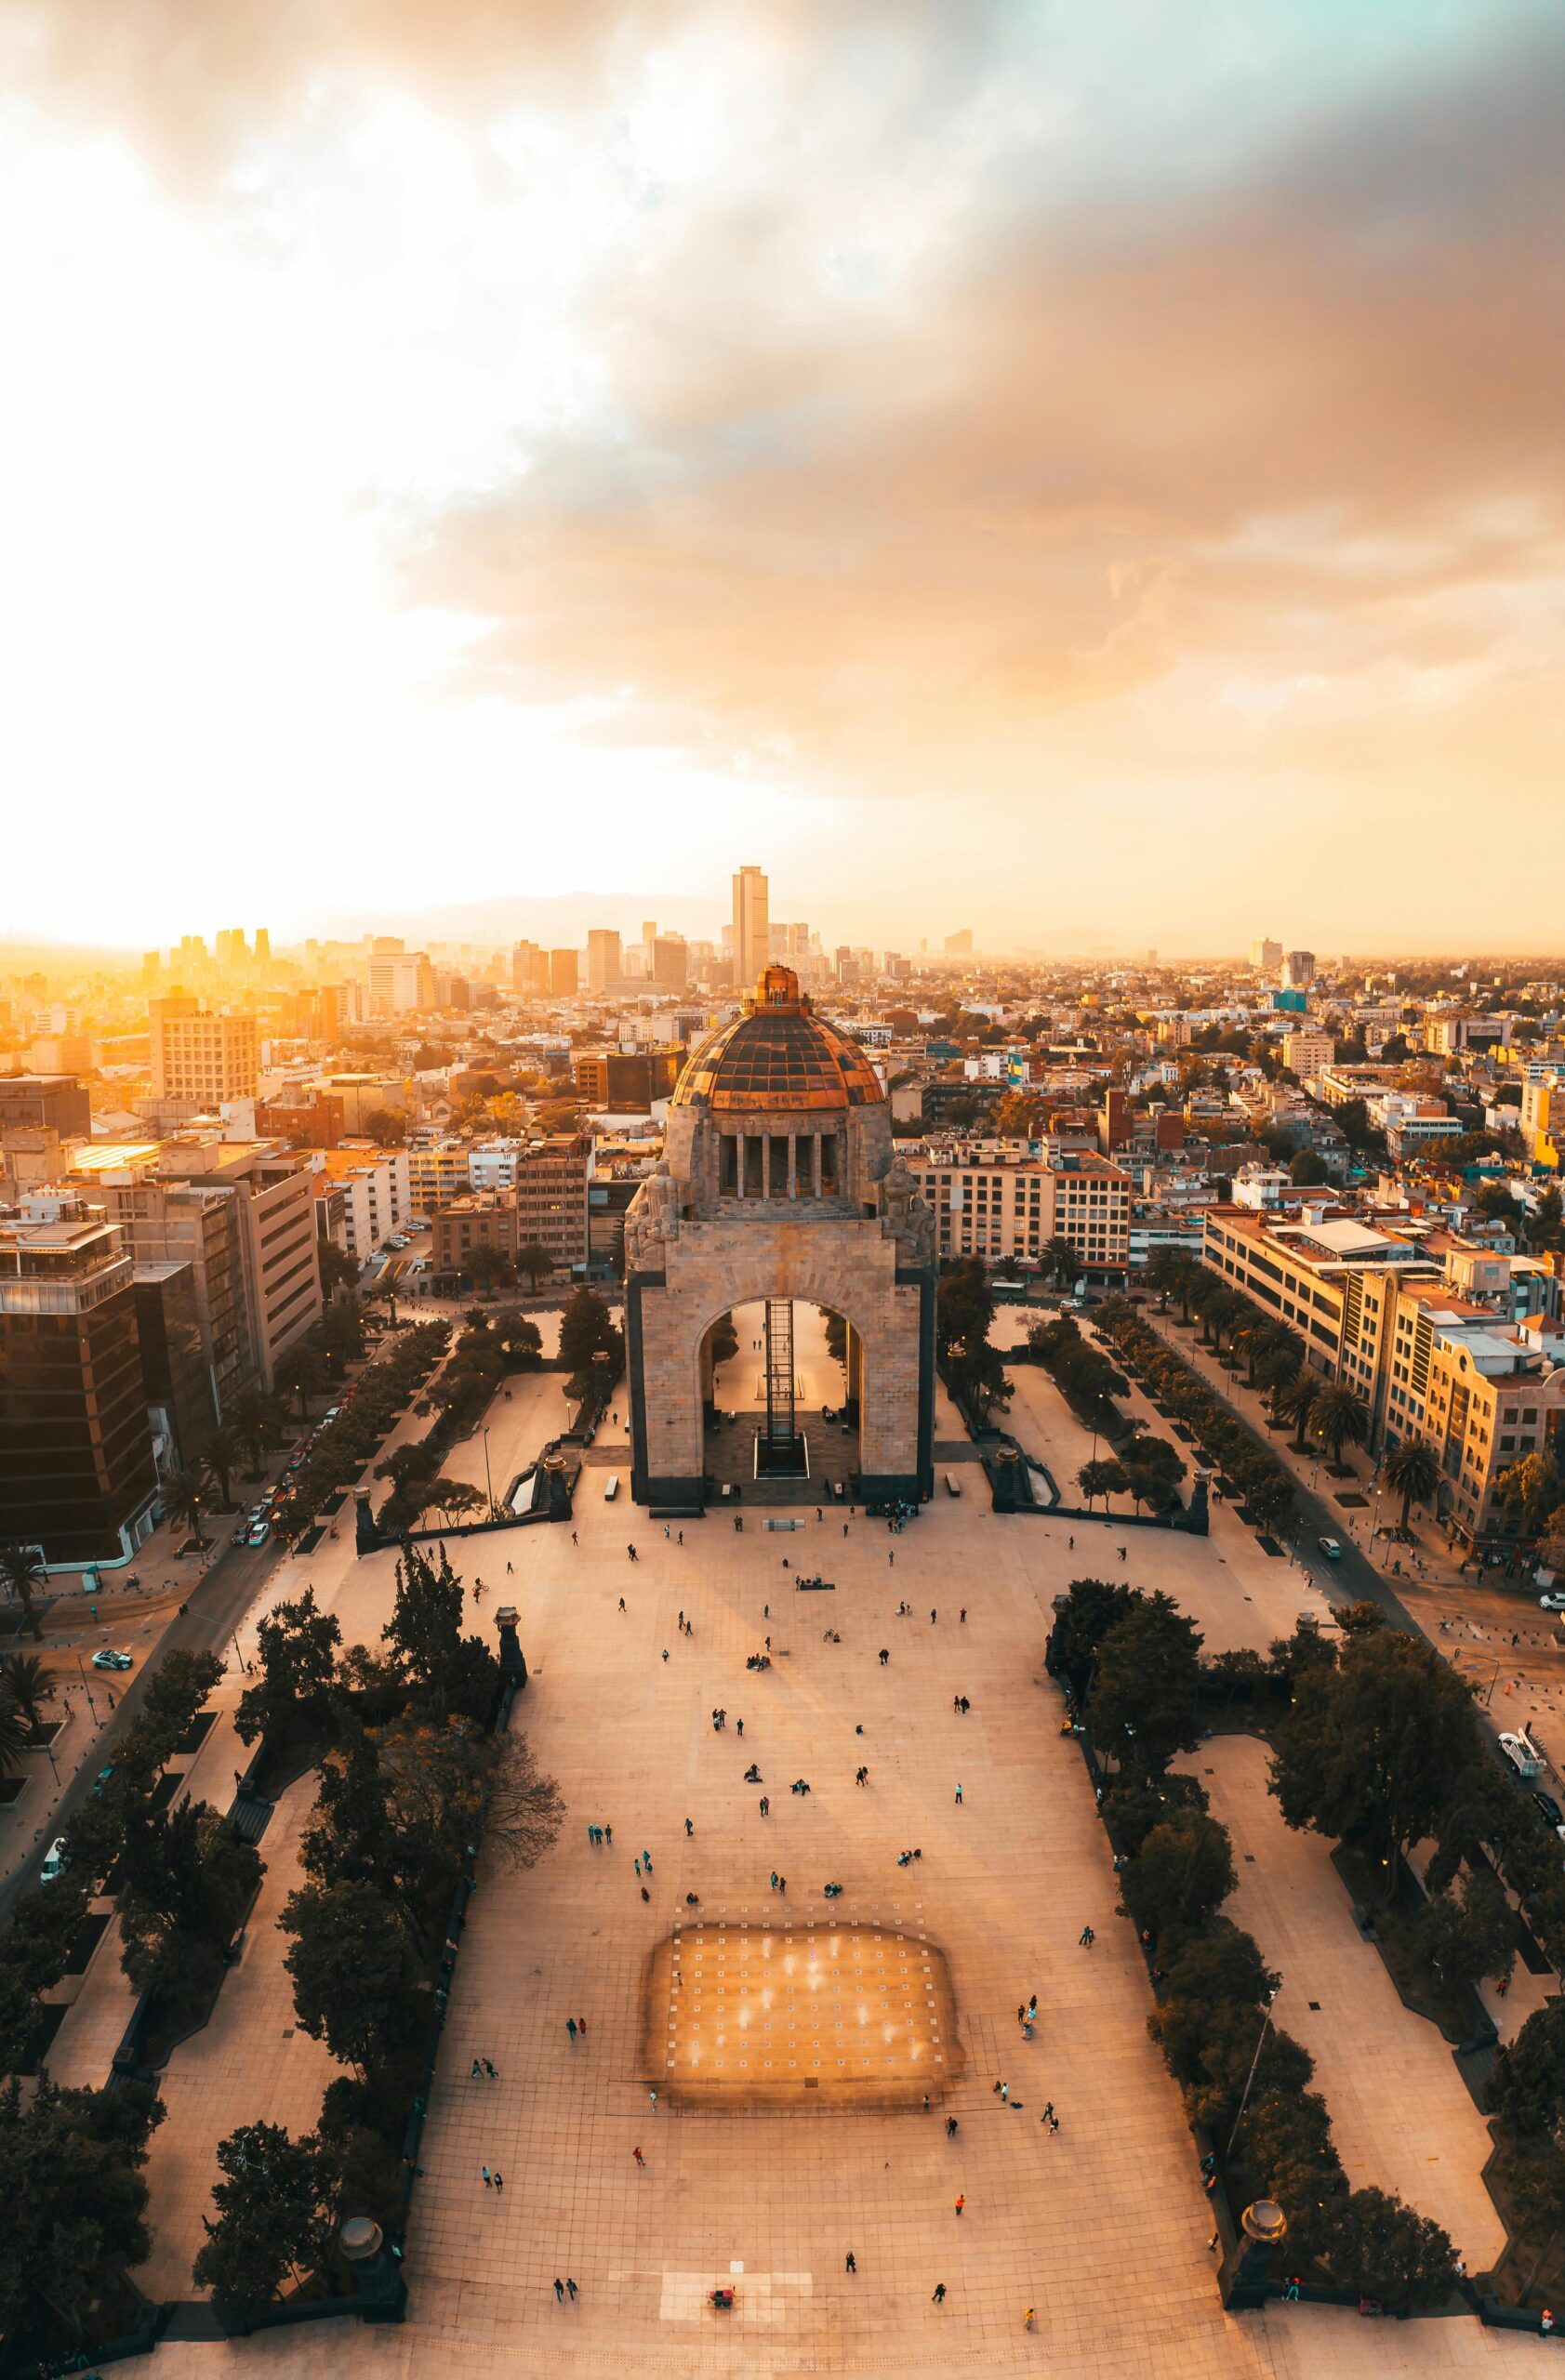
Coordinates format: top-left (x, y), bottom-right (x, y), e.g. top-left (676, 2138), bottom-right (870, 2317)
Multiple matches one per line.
top-left (672, 966), bottom-right (883, 1115)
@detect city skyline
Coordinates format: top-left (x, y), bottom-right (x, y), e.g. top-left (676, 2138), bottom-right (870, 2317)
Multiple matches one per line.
top-left (3, 2), bottom-right (1563, 949)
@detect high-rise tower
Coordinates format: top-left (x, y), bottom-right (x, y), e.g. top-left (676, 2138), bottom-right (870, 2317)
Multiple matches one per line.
top-left (733, 865), bottom-right (769, 990)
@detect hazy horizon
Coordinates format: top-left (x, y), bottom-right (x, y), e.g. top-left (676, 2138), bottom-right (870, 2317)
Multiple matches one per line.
top-left (3, 0), bottom-right (1562, 949)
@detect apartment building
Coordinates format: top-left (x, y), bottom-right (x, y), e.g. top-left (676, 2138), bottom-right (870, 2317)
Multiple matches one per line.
top-left (1281, 1029), bottom-right (1335, 1081)
top-left (406, 1140), bottom-right (473, 1212)
top-left (0, 1197), bottom-right (159, 1562)
top-left (0, 1073), bottom-right (92, 1137)
top-left (368, 951), bottom-right (435, 1016)
top-left (432, 1192), bottom-right (522, 1277)
top-left (906, 1148), bottom-right (1131, 1275)
top-left (572, 1049), bottom-right (684, 1111)
top-left (313, 1144), bottom-right (409, 1258)
top-left (149, 998), bottom-right (259, 1104)
top-left (513, 1133), bottom-right (590, 1268)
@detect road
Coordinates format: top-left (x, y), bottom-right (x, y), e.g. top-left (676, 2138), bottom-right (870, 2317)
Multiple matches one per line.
top-left (0, 1529), bottom-right (288, 1922)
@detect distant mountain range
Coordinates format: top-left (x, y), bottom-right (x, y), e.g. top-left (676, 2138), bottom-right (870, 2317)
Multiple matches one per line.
top-left (308, 889), bottom-right (731, 950)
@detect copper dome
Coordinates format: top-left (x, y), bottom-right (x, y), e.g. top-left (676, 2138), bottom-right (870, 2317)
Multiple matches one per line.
top-left (672, 967), bottom-right (884, 1115)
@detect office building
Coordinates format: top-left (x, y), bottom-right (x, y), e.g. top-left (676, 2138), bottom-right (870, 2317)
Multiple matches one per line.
top-left (1281, 1029), bottom-right (1335, 1081)
top-left (149, 998), bottom-right (259, 1104)
top-left (733, 866), bottom-right (770, 988)
top-left (1282, 949), bottom-right (1317, 990)
top-left (133, 1260), bottom-right (217, 1477)
top-left (512, 941), bottom-right (549, 996)
top-left (0, 1199), bottom-right (159, 1563)
top-left (587, 929), bottom-right (623, 992)
top-left (650, 935), bottom-right (689, 990)
top-left (572, 1050), bottom-right (683, 1112)
top-left (367, 950), bottom-right (436, 1016)
top-left (0, 1073), bottom-right (92, 1138)
top-left (514, 1134), bottom-right (591, 1266)
top-left (549, 948), bottom-right (580, 998)
top-left (906, 1150), bottom-right (1131, 1275)
top-left (312, 1146), bottom-right (409, 1259)
top-left (1251, 937), bottom-right (1283, 973)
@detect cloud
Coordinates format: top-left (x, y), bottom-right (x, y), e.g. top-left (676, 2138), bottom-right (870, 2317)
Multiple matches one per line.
top-left (402, 10), bottom-right (1565, 827)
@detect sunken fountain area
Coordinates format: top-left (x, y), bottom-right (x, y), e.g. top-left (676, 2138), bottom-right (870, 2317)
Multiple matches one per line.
top-left (643, 1911), bottom-right (962, 2109)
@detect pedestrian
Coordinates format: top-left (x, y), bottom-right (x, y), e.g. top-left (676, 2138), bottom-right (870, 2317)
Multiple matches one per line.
top-left (641, 1886), bottom-right (650, 1901)
top-left (643, 1850), bottom-right (653, 1871)
top-left (1048, 2112), bottom-right (1060, 2134)
top-left (779, 1875), bottom-right (787, 1893)
top-left (618, 1596), bottom-right (627, 1611)
top-left (946, 2115), bottom-right (958, 2136)
top-left (664, 1524), bottom-right (670, 1539)
top-left (494, 2173), bottom-right (504, 2191)
top-left (845, 2252), bottom-right (856, 2273)
top-left (628, 1544), bottom-right (638, 1562)
top-left (565, 2278), bottom-right (577, 2301)
top-left (482, 2166), bottom-right (494, 2188)
top-left (1017, 2005), bottom-right (1026, 2026)
top-left (760, 1796), bottom-right (769, 1815)
top-left (955, 1782), bottom-right (962, 1804)
top-left (554, 2279), bottom-right (564, 2302)
top-left (662, 1648), bottom-right (670, 1661)
top-left (678, 1530), bottom-right (683, 1546)
top-left (633, 2146), bottom-right (644, 2165)
top-left (649, 2086), bottom-right (658, 2108)
top-left (471, 2057), bottom-right (483, 2079)
top-left (843, 1523), bottom-right (849, 1537)
top-left (484, 2059), bottom-right (497, 2078)
top-left (953, 1694), bottom-right (962, 1713)
top-left (604, 1824), bottom-right (612, 1845)
top-left (879, 1646), bottom-right (889, 1665)
top-left (506, 1561), bottom-right (513, 1574)
top-left (889, 1551), bottom-right (895, 1567)
top-left (955, 2195), bottom-right (965, 2216)
top-left (566, 2017), bottom-right (577, 2042)
top-left (685, 1818), bottom-right (694, 1836)
top-left (932, 2282), bottom-right (947, 2303)
top-left (577, 2019), bottom-right (587, 2039)
top-left (960, 1607), bottom-right (966, 1622)
top-left (1041, 2100), bottom-right (1054, 2125)
top-left (635, 1856), bottom-right (642, 1875)
top-left (1079, 1924), bottom-right (1094, 1946)
top-left (1023, 2307), bottom-right (1035, 2332)
top-left (1068, 1535), bottom-right (1074, 1551)
top-left (931, 1609), bottom-right (936, 1623)
top-left (1028, 1994), bottom-right (1037, 2017)
top-left (771, 1871), bottom-right (779, 1891)
top-left (679, 1609), bottom-right (684, 1627)
top-left (571, 1530), bottom-right (577, 1544)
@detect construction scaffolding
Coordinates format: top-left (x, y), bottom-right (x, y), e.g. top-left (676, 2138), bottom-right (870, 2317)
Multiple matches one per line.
top-left (759, 1298), bottom-right (807, 1474)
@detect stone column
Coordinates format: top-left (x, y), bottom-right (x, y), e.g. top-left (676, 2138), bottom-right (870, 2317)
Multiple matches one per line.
top-left (761, 1134), bottom-right (772, 1198)
top-left (787, 1135), bottom-right (798, 1197)
top-left (811, 1135), bottom-right (823, 1197)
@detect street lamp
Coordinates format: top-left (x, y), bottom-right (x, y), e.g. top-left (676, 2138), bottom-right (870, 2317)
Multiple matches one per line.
top-left (482, 1428), bottom-right (496, 1519)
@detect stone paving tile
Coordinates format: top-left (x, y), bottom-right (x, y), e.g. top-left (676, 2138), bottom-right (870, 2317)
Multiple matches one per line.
top-left (1184, 1736), bottom-right (1505, 2271)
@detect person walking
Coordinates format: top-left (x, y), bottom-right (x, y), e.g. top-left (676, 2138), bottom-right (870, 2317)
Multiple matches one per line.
top-left (482, 2166), bottom-right (494, 2188)
top-left (577, 2018), bottom-right (587, 2039)
top-left (632, 2146), bottom-right (645, 2165)
top-left (946, 2115), bottom-right (958, 2137)
top-left (649, 2086), bottom-right (658, 2109)
top-left (1041, 2101), bottom-right (1054, 2126)
top-left (955, 1782), bottom-right (963, 1804)
top-left (643, 1850), bottom-right (653, 1872)
top-left (1079, 1924), bottom-right (1094, 1946)
top-left (932, 2283), bottom-right (947, 2304)
top-left (604, 1825), bottom-right (613, 1845)
top-left (930, 1608), bottom-right (936, 1623)
top-left (554, 2278), bottom-right (564, 2302)
top-left (571, 1529), bottom-right (578, 1544)
top-left (760, 1795), bottom-right (770, 1815)
top-left (954, 2195), bottom-right (965, 2217)
top-left (471, 2057), bottom-right (483, 2079)
top-left (484, 2059), bottom-right (497, 2078)
top-left (566, 2279), bottom-right (577, 2301)
top-left (960, 1606), bottom-right (966, 1622)
top-left (845, 2252), bottom-right (856, 2273)
top-left (494, 2173), bottom-right (504, 2191)
top-left (685, 1818), bottom-right (694, 1836)
top-left (736, 1716), bottom-right (744, 1737)
top-left (628, 1544), bottom-right (638, 1562)
top-left (566, 2017), bottom-right (578, 2042)
top-left (1023, 2307), bottom-right (1035, 2331)
top-left (879, 1646), bottom-right (889, 1665)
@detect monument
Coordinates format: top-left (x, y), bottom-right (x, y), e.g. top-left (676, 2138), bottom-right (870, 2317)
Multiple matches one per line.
top-left (624, 966), bottom-right (935, 1511)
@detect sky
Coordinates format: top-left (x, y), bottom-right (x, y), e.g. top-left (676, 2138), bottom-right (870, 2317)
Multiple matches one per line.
top-left (1, 0), bottom-right (1561, 956)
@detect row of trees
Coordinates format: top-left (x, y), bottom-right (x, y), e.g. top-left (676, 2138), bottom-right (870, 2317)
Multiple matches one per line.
top-left (192, 1547), bottom-right (563, 2326)
top-left (1047, 1580), bottom-right (1461, 2306)
top-left (262, 1320), bottom-right (452, 1542)
top-left (452, 1239), bottom-right (556, 1299)
top-left (935, 1259), bottom-right (1013, 1423)
top-left (1094, 1300), bottom-right (1297, 1534)
top-left (0, 1648), bottom-right (239, 2357)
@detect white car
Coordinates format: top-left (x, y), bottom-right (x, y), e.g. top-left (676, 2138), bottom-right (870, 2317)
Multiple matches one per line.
top-left (40, 1837), bottom-right (67, 1884)
top-left (1317, 1536), bottom-right (1344, 1562)
top-left (91, 1648), bottom-right (133, 1672)
top-left (1540, 1593), bottom-right (1565, 1613)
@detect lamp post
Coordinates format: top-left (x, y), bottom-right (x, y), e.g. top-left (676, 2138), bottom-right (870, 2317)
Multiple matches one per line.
top-left (482, 1428), bottom-right (496, 1519)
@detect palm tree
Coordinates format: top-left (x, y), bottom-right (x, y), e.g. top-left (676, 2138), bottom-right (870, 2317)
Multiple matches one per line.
top-left (1307, 1382), bottom-right (1369, 1472)
top-left (1277, 1366), bottom-right (1322, 1453)
top-left (163, 1463), bottom-right (209, 1548)
top-left (1145, 1250), bottom-right (1189, 1314)
top-left (1384, 1436), bottom-right (1442, 1535)
top-left (0, 1540), bottom-right (46, 1642)
top-left (228, 1385), bottom-right (282, 1478)
top-left (0, 1685), bottom-right (30, 1779)
top-left (466, 1245), bottom-right (512, 1300)
top-left (198, 1420), bottom-right (247, 1510)
top-left (514, 1242), bottom-right (554, 1292)
top-left (277, 1344), bottom-right (329, 1420)
top-left (0, 1652), bottom-right (55, 1738)
top-left (1041, 1236), bottom-right (1082, 1290)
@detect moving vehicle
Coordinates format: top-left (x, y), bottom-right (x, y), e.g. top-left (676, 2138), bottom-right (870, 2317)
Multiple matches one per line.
top-left (1500, 1732), bottom-right (1545, 1779)
top-left (1540, 1593), bottom-right (1565, 1613)
top-left (1317, 1536), bottom-right (1344, 1562)
top-left (40, 1838), bottom-right (67, 1883)
top-left (245, 1520), bottom-right (271, 1546)
top-left (91, 1649), bottom-right (133, 1672)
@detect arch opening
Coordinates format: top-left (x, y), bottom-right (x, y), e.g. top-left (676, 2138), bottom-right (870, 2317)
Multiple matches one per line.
top-left (700, 1299), bottom-right (861, 1496)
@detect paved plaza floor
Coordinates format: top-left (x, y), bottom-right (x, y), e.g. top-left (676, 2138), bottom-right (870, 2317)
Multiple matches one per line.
top-left (88, 1317), bottom-right (1561, 2378)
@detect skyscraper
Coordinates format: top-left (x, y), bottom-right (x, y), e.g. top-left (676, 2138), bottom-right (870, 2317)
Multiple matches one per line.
top-left (1282, 949), bottom-right (1316, 990)
top-left (1251, 937), bottom-right (1282, 972)
top-left (733, 865), bottom-right (769, 989)
top-left (587, 929), bottom-right (623, 991)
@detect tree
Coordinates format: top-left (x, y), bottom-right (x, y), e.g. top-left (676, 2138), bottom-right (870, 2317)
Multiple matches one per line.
top-left (235, 1588), bottom-right (343, 1748)
top-left (465, 1243), bottom-right (513, 1299)
top-left (162, 1463), bottom-right (210, 1548)
top-left (1121, 1436), bottom-right (1186, 1514)
top-left (135, 1648), bottom-right (223, 1770)
top-left (0, 1540), bottom-right (46, 1642)
top-left (360, 1108), bottom-right (405, 1146)
top-left (1276, 1367), bottom-right (1322, 1454)
top-left (1271, 1628), bottom-right (1485, 1893)
top-left (1490, 1997), bottom-right (1565, 2139)
top-left (229, 1385), bottom-right (282, 1477)
top-left (936, 1256), bottom-right (994, 1361)
top-left (491, 1309), bottom-right (543, 1368)
top-left (1040, 1236), bottom-right (1082, 1289)
top-left (1324, 2187), bottom-right (1459, 2311)
top-left (0, 1651), bottom-right (54, 1739)
top-left (1384, 1435), bottom-right (1442, 1534)
top-left (513, 1241), bottom-right (554, 1290)
top-left (197, 1419), bottom-right (247, 1510)
top-left (1243, 1469), bottom-right (1296, 1535)
top-left (192, 2120), bottom-right (339, 2328)
top-left (426, 1478), bottom-right (489, 1528)
top-left (1121, 1810), bottom-right (1236, 1939)
top-left (1238, 2086), bottom-right (1346, 2260)
top-left (317, 1237), bottom-right (361, 1298)
top-left (1498, 1450), bottom-right (1565, 1545)
top-left (281, 1878), bottom-right (427, 2073)
top-left (116, 1799), bottom-right (263, 2006)
top-left (1048, 1578), bottom-right (1140, 1702)
top-left (1308, 1382), bottom-right (1368, 1470)
top-left (276, 1343), bottom-right (329, 1420)
top-left (0, 1686), bottom-right (29, 1778)
top-left (1289, 1147), bottom-right (1331, 1185)
top-left (382, 1543), bottom-right (498, 1723)
top-left (376, 1712), bottom-right (564, 1877)
top-left (708, 1310), bottom-right (739, 1369)
top-left (1078, 1457), bottom-right (1129, 1513)
top-left (1085, 1593), bottom-right (1205, 1778)
top-left (0, 2075), bottom-right (164, 2346)
top-left (558, 1286), bottom-right (624, 1395)
top-left (1416, 1867), bottom-right (1515, 1992)
top-left (318, 1301), bottom-right (367, 1369)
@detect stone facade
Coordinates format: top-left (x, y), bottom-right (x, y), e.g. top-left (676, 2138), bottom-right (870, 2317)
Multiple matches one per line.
top-left (624, 968), bottom-right (935, 1511)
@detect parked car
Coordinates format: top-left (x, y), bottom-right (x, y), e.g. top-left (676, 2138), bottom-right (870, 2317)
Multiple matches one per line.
top-left (91, 1649), bottom-right (133, 1672)
top-left (1540, 1593), bottom-right (1565, 1613)
top-left (40, 1838), bottom-right (67, 1884)
top-left (1533, 1788), bottom-right (1564, 1827)
top-left (1317, 1536), bottom-right (1344, 1562)
top-left (1500, 1731), bottom-right (1545, 1778)
top-left (245, 1520), bottom-right (271, 1546)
